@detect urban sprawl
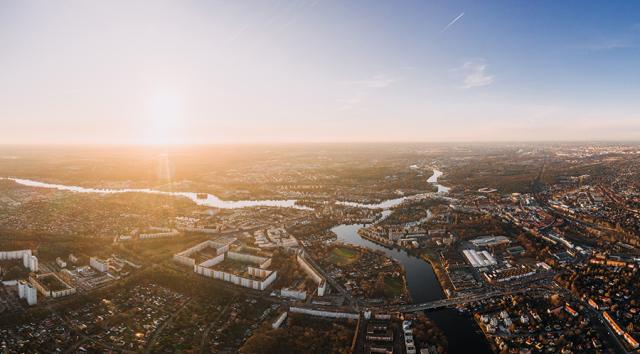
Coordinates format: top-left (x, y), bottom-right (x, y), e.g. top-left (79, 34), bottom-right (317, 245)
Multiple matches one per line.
top-left (1, 143), bottom-right (640, 354)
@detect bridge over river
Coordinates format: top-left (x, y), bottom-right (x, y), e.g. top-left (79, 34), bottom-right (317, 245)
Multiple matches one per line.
top-left (391, 286), bottom-right (549, 313)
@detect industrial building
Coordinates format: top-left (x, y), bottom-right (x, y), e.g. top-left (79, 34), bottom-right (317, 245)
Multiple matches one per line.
top-left (469, 236), bottom-right (511, 248)
top-left (462, 249), bottom-right (497, 268)
top-left (483, 265), bottom-right (536, 284)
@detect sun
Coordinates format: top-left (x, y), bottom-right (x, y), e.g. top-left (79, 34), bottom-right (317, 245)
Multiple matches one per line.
top-left (146, 91), bottom-right (183, 145)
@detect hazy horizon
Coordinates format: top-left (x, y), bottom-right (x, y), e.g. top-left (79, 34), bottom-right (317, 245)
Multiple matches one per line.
top-left (2, 0), bottom-right (639, 144)
top-left (2, 139), bottom-right (640, 147)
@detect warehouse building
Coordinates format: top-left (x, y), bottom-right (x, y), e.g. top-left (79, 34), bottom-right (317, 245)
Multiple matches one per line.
top-left (463, 249), bottom-right (497, 268)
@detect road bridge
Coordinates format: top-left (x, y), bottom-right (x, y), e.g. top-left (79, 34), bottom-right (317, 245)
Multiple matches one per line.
top-left (393, 287), bottom-right (547, 313)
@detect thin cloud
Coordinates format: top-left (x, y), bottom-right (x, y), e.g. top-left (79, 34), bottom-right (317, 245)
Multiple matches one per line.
top-left (442, 12), bottom-right (464, 33)
top-left (453, 59), bottom-right (494, 89)
top-left (338, 91), bottom-right (366, 111)
top-left (586, 25), bottom-right (639, 51)
top-left (338, 74), bottom-right (397, 110)
top-left (587, 38), bottom-right (633, 51)
top-left (342, 74), bottom-right (396, 88)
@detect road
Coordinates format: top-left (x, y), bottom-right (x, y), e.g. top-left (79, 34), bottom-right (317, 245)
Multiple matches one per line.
top-left (199, 302), bottom-right (232, 354)
top-left (298, 250), bottom-right (359, 309)
top-left (52, 307), bottom-right (124, 354)
top-left (551, 286), bottom-right (629, 354)
top-left (394, 286), bottom-right (548, 313)
top-left (143, 298), bottom-right (193, 353)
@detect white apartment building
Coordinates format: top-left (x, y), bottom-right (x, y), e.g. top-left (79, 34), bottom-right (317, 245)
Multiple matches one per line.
top-left (296, 251), bottom-right (327, 296)
top-left (0, 249), bottom-right (38, 272)
top-left (90, 257), bottom-right (109, 272)
top-left (0, 249), bottom-right (31, 260)
top-left (29, 273), bottom-right (77, 298)
top-left (175, 238), bottom-right (277, 291)
top-left (18, 280), bottom-right (37, 306)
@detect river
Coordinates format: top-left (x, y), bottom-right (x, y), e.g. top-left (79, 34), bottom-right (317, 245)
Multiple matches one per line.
top-left (427, 169), bottom-right (451, 194)
top-left (330, 169), bottom-right (491, 354)
top-left (331, 223), bottom-right (492, 354)
top-left (3, 168), bottom-right (449, 211)
top-left (336, 169), bottom-right (451, 209)
top-left (4, 169), bottom-right (490, 351)
top-left (3, 177), bottom-right (305, 209)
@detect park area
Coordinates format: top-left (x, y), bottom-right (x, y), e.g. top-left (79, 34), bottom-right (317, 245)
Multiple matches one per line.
top-left (381, 274), bottom-right (404, 299)
top-left (327, 246), bottom-right (361, 266)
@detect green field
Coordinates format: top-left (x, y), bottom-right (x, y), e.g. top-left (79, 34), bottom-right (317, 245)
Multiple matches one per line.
top-left (327, 247), bottom-right (360, 266)
top-left (382, 275), bottom-right (404, 298)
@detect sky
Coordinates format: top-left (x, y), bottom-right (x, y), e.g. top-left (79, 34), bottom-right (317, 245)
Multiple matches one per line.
top-left (1, 0), bottom-right (639, 144)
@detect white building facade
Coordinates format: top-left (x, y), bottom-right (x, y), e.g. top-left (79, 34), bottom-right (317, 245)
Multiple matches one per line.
top-left (90, 257), bottom-right (109, 272)
top-left (18, 280), bottom-right (37, 305)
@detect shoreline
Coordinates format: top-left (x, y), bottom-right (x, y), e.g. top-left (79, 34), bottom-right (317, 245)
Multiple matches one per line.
top-left (3, 168), bottom-right (450, 211)
top-left (420, 253), bottom-right (455, 299)
top-left (473, 313), bottom-right (498, 352)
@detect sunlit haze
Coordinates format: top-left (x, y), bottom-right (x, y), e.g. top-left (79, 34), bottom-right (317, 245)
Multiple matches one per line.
top-left (3, 3), bottom-right (640, 352)
top-left (1, 0), bottom-right (640, 143)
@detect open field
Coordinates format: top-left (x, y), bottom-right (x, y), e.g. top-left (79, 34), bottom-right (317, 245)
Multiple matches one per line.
top-left (382, 275), bottom-right (404, 298)
top-left (327, 246), bottom-right (360, 266)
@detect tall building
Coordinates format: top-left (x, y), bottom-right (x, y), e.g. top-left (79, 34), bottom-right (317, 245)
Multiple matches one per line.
top-left (30, 255), bottom-right (38, 272)
top-left (0, 249), bottom-right (31, 261)
top-left (18, 280), bottom-right (37, 306)
top-left (22, 253), bottom-right (38, 272)
top-left (90, 257), bottom-right (109, 272)
top-left (296, 251), bottom-right (327, 296)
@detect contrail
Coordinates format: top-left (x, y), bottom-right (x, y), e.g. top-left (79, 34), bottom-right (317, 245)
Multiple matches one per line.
top-left (442, 12), bottom-right (464, 32)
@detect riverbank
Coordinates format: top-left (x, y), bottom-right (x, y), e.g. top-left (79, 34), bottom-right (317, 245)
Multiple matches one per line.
top-left (4, 166), bottom-right (449, 211)
top-left (420, 252), bottom-right (456, 299)
top-left (4, 177), bottom-right (306, 209)
top-left (357, 228), bottom-right (395, 246)
top-left (355, 223), bottom-right (457, 299)
top-left (331, 223), bottom-right (492, 354)
top-left (474, 313), bottom-right (498, 353)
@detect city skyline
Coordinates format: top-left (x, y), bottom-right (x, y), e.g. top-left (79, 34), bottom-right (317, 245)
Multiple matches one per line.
top-left (1, 0), bottom-right (639, 144)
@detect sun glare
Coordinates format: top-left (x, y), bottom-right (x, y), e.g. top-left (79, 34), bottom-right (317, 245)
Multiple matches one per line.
top-left (146, 91), bottom-right (183, 145)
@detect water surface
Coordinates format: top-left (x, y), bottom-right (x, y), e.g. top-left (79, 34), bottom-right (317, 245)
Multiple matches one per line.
top-left (4, 170), bottom-right (449, 210)
top-left (331, 222), bottom-right (491, 353)
top-left (5, 169), bottom-right (449, 210)
top-left (5, 178), bottom-right (303, 209)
